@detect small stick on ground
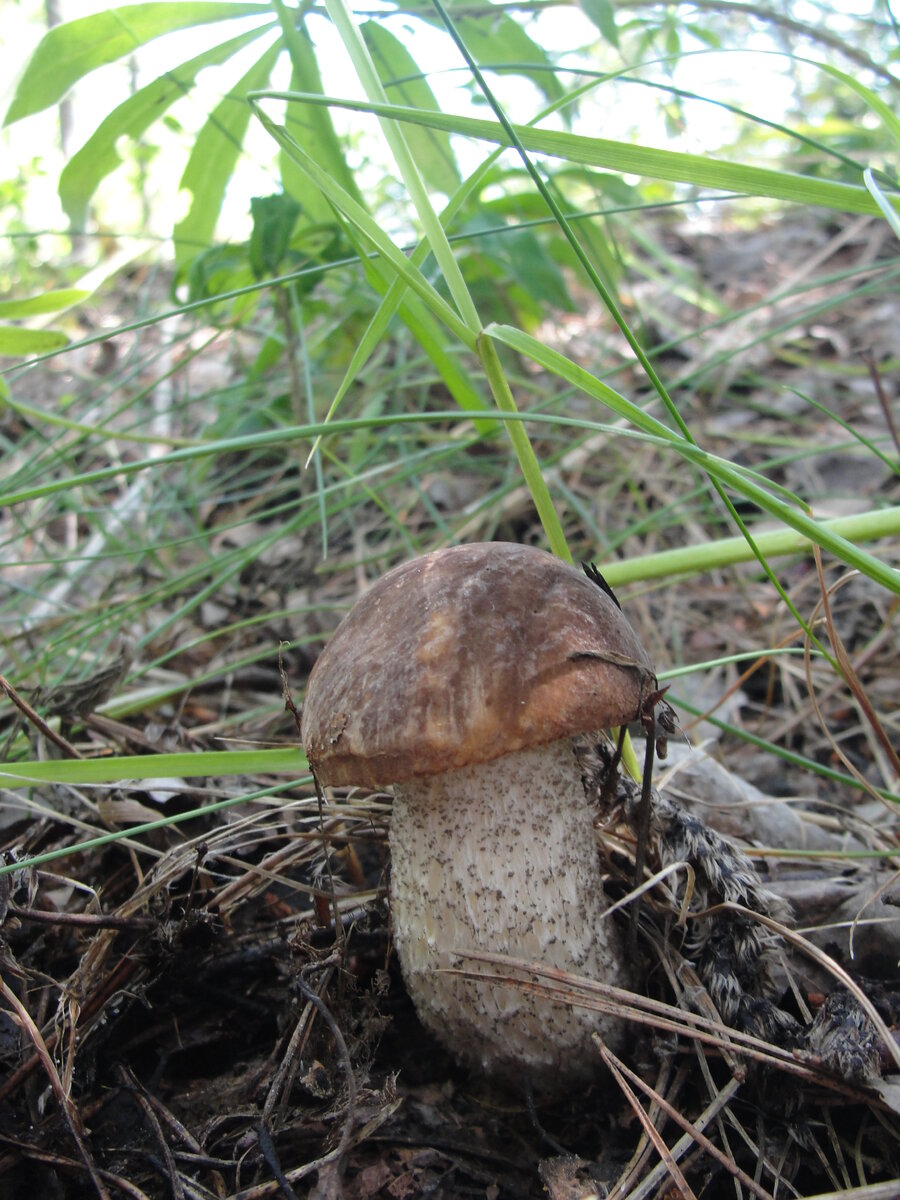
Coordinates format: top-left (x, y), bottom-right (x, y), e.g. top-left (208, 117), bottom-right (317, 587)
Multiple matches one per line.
top-left (0, 673), bottom-right (83, 758)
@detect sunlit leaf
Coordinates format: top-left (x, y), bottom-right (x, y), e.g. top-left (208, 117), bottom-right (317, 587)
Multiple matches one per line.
top-left (277, 14), bottom-right (365, 220)
top-left (0, 289), bottom-right (89, 318)
top-left (5, 1), bottom-right (269, 124)
top-left (363, 20), bottom-right (461, 196)
top-left (0, 327), bottom-right (69, 354)
top-left (816, 60), bottom-right (900, 149)
top-left (174, 38), bottom-right (282, 263)
top-left (580, 0), bottom-right (619, 48)
top-left (864, 168), bottom-right (900, 239)
top-left (59, 25), bottom-right (270, 227)
top-left (274, 92), bottom-right (897, 218)
top-left (423, 8), bottom-right (564, 104)
top-left (252, 103), bottom-right (476, 348)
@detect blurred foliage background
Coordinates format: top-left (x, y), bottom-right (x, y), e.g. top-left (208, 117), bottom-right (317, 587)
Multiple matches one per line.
top-left (0, 0), bottom-right (898, 793)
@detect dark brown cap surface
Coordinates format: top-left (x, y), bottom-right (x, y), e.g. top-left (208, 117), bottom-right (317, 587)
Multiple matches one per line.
top-left (302, 542), bottom-right (656, 788)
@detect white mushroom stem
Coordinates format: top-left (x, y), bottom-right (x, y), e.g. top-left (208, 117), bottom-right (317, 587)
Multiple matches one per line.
top-left (389, 737), bottom-right (629, 1087)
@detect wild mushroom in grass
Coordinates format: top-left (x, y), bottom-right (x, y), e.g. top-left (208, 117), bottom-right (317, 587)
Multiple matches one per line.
top-left (301, 542), bottom-right (658, 1088)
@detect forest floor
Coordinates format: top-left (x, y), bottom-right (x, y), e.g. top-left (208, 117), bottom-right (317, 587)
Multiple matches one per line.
top-left (1, 208), bottom-right (899, 1199)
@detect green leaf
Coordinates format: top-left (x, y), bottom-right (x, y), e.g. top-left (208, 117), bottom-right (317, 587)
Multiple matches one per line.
top-left (5, 1), bottom-right (269, 124)
top-left (689, 26), bottom-right (722, 50)
top-left (579, 0), bottom-right (619, 48)
top-left (304, 79), bottom-right (600, 460)
top-left (249, 192), bottom-right (302, 277)
top-left (337, 215), bottom-right (490, 424)
top-left (322, 0), bottom-right (480, 332)
top-left (815, 60), bottom-right (900, 150)
top-left (864, 168), bottom-right (900, 239)
top-left (59, 25), bottom-right (269, 227)
top-left (426, 10), bottom-right (564, 105)
top-left (362, 21), bottom-right (461, 196)
top-left (174, 37), bottom-right (283, 263)
top-left (271, 92), bottom-right (897, 219)
top-left (252, 103), bottom-right (477, 348)
top-left (0, 289), bottom-right (88, 318)
top-left (500, 227), bottom-right (574, 311)
top-left (0, 327), bottom-right (69, 354)
top-left (182, 244), bottom-right (258, 324)
top-left (276, 10), bottom-right (365, 220)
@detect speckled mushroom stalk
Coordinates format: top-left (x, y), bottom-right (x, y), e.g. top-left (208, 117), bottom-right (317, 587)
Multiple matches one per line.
top-left (391, 740), bottom-right (626, 1083)
top-left (302, 542), bottom-right (658, 1088)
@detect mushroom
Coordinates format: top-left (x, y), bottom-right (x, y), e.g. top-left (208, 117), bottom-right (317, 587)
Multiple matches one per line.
top-left (302, 542), bottom-right (658, 1087)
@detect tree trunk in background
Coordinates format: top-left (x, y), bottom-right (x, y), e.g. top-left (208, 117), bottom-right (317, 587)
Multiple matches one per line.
top-left (46, 0), bottom-right (84, 253)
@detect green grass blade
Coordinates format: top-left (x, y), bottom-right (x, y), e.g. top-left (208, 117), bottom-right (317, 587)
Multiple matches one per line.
top-left (0, 748), bottom-right (307, 785)
top-left (419, 10), bottom-right (566, 104)
top-left (478, 334), bottom-right (571, 562)
top-left (598, 507), bottom-right (900, 587)
top-left (363, 20), bottom-right (461, 195)
top-left (304, 75), bottom-right (618, 460)
top-left (324, 0), bottom-right (487, 333)
top-left (486, 322), bottom-right (677, 442)
top-left (333, 215), bottom-right (491, 427)
top-left (0, 778), bottom-right (307, 879)
top-left (250, 104), bottom-right (477, 348)
top-left (322, 0), bottom-right (481, 332)
top-left (483, 327), bottom-right (900, 595)
top-left (271, 92), bottom-right (896, 218)
top-left (865, 168), bottom-right (900, 239)
top-left (815, 60), bottom-right (900, 149)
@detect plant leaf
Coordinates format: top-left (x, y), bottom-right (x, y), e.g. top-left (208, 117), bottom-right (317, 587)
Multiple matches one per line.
top-left (5, 1), bottom-right (269, 124)
top-left (362, 20), bottom-right (461, 196)
top-left (337, 215), bottom-right (489, 423)
top-left (815, 60), bottom-right (900, 150)
top-left (322, 0), bottom-right (480, 331)
top-left (59, 25), bottom-right (270, 227)
top-left (248, 192), bottom-right (302, 277)
top-left (0, 289), bottom-right (89, 318)
top-left (422, 9), bottom-right (564, 104)
top-left (0, 327), bottom-right (69, 354)
top-left (276, 8), bottom-right (365, 220)
top-left (174, 37), bottom-right (282, 263)
top-left (267, 92), bottom-right (896, 218)
top-left (484, 323), bottom-right (900, 595)
top-left (498, 226), bottom-right (574, 311)
top-left (252, 103), bottom-right (477, 348)
top-left (579, 0), bottom-right (619, 47)
top-left (0, 747), bottom-right (308, 785)
top-left (865, 168), bottom-right (900, 239)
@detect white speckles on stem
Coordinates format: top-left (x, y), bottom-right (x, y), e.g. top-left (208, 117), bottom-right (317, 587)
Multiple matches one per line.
top-left (389, 738), bottom-right (629, 1088)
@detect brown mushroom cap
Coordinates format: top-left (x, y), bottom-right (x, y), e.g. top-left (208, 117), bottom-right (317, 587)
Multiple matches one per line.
top-left (302, 542), bottom-right (657, 789)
